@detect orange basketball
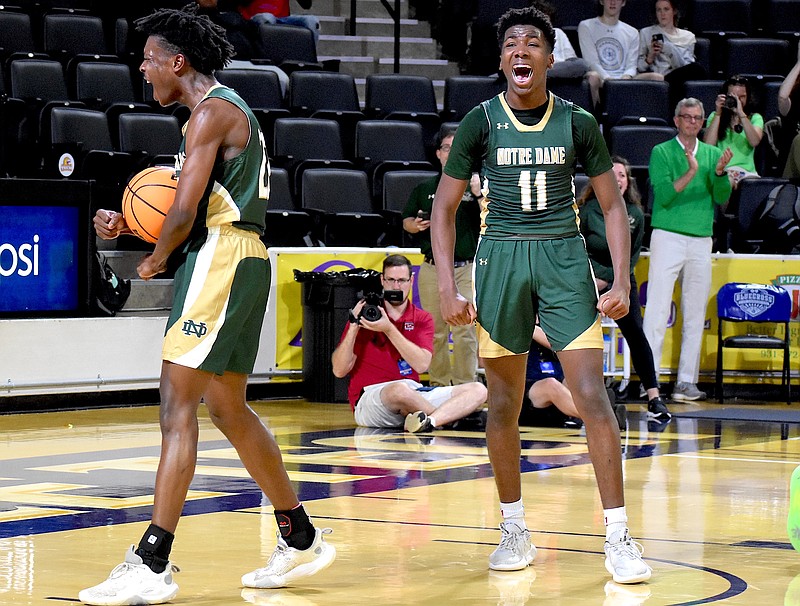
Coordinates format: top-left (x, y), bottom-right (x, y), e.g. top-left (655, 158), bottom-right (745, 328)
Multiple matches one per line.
top-left (121, 166), bottom-right (178, 244)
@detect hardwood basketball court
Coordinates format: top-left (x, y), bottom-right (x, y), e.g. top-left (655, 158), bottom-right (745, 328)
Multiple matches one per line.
top-left (1, 398), bottom-right (799, 605)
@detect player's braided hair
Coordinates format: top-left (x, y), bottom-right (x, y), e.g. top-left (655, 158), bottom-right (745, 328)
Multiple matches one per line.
top-left (496, 6), bottom-right (556, 53)
top-left (135, 3), bottom-right (234, 76)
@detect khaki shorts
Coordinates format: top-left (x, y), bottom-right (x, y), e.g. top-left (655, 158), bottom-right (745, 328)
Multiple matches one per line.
top-left (354, 379), bottom-right (455, 428)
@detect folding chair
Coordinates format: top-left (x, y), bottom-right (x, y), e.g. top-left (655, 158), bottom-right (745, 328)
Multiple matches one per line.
top-left (716, 282), bottom-right (792, 404)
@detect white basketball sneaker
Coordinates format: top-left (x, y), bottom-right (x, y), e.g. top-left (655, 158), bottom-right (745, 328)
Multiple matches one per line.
top-left (488, 522), bottom-right (536, 571)
top-left (242, 528), bottom-right (336, 589)
top-left (78, 545), bottom-right (179, 605)
top-left (604, 529), bottom-right (652, 584)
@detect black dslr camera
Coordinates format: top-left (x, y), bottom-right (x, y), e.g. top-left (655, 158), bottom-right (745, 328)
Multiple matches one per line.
top-left (724, 94), bottom-right (738, 110)
top-left (356, 288), bottom-right (404, 323)
top-left (358, 291), bottom-right (384, 322)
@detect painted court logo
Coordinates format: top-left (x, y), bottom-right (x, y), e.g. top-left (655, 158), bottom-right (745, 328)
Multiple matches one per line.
top-left (733, 289), bottom-right (774, 316)
top-left (182, 319), bottom-right (208, 338)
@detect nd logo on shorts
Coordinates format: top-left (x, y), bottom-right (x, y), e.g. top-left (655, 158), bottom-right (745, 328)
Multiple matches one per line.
top-left (182, 319), bottom-right (208, 338)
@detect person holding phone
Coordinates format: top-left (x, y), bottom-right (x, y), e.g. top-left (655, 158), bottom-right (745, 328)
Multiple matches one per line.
top-left (402, 127), bottom-right (482, 388)
top-left (637, 0), bottom-right (705, 106)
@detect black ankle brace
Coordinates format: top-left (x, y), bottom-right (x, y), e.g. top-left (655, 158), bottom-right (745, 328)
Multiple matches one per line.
top-left (274, 505), bottom-right (315, 551)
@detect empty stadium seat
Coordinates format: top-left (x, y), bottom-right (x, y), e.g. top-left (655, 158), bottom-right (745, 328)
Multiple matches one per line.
top-left (442, 75), bottom-right (504, 122)
top-left (365, 74), bottom-right (441, 148)
top-left (300, 168), bottom-right (387, 247)
top-left (256, 23), bottom-right (323, 74)
top-left (117, 112), bottom-right (181, 167)
top-left (47, 106), bottom-right (135, 183)
top-left (263, 166), bottom-right (317, 247)
top-left (215, 67), bottom-right (290, 155)
top-left (381, 169), bottom-right (438, 246)
top-left (602, 80), bottom-right (671, 129)
top-left (355, 120), bottom-right (434, 201)
top-left (725, 38), bottom-right (791, 80)
top-left (289, 71), bottom-right (364, 156)
top-left (609, 125), bottom-right (678, 171)
top-left (273, 117), bottom-right (354, 197)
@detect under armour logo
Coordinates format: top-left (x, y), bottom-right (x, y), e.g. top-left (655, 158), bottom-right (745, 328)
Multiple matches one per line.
top-left (497, 122), bottom-right (509, 129)
top-left (182, 319), bottom-right (208, 338)
top-left (478, 258), bottom-right (488, 265)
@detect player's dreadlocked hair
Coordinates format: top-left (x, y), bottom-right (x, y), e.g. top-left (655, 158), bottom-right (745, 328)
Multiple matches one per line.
top-left (496, 6), bottom-right (556, 53)
top-left (135, 4), bottom-right (234, 76)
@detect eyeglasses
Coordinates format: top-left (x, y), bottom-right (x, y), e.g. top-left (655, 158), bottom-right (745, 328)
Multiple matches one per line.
top-left (678, 114), bottom-right (703, 122)
top-left (383, 277), bottom-right (411, 285)
top-left (439, 144), bottom-right (452, 151)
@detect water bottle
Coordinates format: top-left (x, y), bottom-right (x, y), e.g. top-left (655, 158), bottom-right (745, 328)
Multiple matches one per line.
top-left (603, 333), bottom-right (612, 373)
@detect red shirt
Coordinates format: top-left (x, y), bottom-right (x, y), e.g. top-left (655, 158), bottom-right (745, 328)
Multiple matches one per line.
top-left (339, 302), bottom-right (434, 409)
top-left (238, 0), bottom-right (290, 19)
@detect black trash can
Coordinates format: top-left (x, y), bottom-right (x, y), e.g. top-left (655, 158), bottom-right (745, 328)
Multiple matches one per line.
top-left (294, 268), bottom-right (382, 403)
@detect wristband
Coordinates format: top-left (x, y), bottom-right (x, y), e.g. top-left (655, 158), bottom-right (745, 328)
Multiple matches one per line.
top-left (348, 310), bottom-right (360, 324)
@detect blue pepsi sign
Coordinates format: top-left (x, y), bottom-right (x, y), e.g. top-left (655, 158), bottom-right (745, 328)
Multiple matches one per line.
top-left (0, 180), bottom-right (92, 316)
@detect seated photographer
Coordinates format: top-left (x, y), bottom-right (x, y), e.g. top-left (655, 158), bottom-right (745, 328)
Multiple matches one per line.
top-left (331, 254), bottom-right (487, 433)
top-left (703, 75), bottom-right (763, 188)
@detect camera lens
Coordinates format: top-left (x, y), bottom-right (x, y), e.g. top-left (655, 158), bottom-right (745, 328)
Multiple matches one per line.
top-left (359, 304), bottom-right (381, 322)
top-left (724, 94), bottom-right (738, 110)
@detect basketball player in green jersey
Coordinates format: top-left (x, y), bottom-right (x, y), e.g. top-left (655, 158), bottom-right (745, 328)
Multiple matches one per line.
top-left (431, 6), bottom-right (651, 584)
top-left (83, 6), bottom-right (334, 605)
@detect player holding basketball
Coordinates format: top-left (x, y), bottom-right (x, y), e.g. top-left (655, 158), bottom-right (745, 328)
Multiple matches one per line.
top-left (430, 6), bottom-right (651, 584)
top-left (83, 6), bottom-right (334, 605)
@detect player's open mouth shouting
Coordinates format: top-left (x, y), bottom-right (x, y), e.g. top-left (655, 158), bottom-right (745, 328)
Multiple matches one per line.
top-left (512, 64), bottom-right (533, 86)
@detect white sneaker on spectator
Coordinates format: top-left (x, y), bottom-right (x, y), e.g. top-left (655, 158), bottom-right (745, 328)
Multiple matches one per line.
top-left (488, 522), bottom-right (536, 571)
top-left (78, 545), bottom-right (179, 605)
top-left (242, 528), bottom-right (335, 589)
top-left (604, 529), bottom-right (651, 584)
top-left (404, 411), bottom-right (434, 433)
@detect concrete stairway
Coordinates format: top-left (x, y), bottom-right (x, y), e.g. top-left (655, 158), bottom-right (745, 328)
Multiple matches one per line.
top-left (299, 0), bottom-right (460, 109)
top-left (100, 248), bottom-right (172, 315)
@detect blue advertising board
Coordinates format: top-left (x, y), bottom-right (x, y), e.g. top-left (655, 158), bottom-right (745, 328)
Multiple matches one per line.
top-left (0, 180), bottom-right (92, 316)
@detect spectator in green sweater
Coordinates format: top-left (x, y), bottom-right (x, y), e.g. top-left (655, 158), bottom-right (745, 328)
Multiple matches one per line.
top-left (578, 156), bottom-right (670, 421)
top-left (643, 98), bottom-right (733, 402)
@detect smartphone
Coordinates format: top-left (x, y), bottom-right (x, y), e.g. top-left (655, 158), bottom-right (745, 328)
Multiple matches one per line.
top-left (417, 210), bottom-right (431, 221)
top-left (652, 33), bottom-right (664, 42)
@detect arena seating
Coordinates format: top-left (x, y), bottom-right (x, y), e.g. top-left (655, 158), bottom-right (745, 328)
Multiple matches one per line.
top-left (0, 2), bottom-right (798, 253)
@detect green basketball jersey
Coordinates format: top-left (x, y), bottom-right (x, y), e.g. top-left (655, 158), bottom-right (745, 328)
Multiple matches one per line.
top-left (175, 84), bottom-right (270, 238)
top-left (444, 93), bottom-right (611, 238)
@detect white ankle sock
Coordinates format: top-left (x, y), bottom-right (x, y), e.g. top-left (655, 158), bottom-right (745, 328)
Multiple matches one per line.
top-left (604, 506), bottom-right (627, 541)
top-left (500, 499), bottom-right (527, 530)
